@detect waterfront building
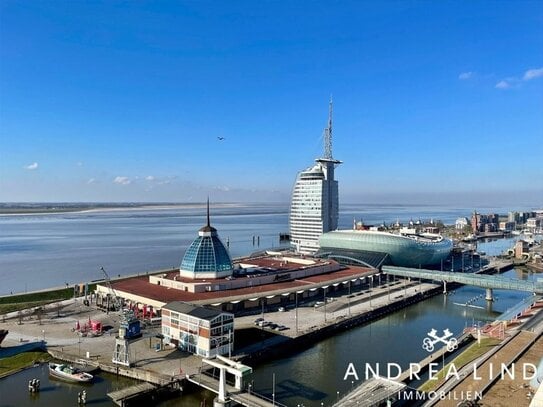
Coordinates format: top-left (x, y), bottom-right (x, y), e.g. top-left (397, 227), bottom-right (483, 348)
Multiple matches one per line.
top-left (499, 221), bottom-right (515, 232)
top-left (515, 240), bottom-right (530, 259)
top-left (179, 199), bottom-right (233, 280)
top-left (97, 251), bottom-right (372, 315)
top-left (289, 99), bottom-right (342, 254)
top-left (455, 217), bottom-right (469, 230)
top-left (527, 218), bottom-right (542, 232)
top-left (471, 211), bottom-right (499, 233)
top-left (508, 211), bottom-right (519, 224)
top-left (318, 229), bottom-right (452, 268)
top-left (161, 301), bottom-right (234, 357)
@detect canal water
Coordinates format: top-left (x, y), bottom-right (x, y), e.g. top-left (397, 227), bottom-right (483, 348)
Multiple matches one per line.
top-left (0, 362), bottom-right (215, 407)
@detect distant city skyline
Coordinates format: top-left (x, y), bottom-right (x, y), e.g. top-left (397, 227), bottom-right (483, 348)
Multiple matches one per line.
top-left (1, 1), bottom-right (542, 206)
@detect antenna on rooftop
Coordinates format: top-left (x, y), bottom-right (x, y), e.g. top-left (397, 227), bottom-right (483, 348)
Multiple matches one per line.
top-left (206, 197), bottom-right (210, 227)
top-left (324, 95), bottom-right (333, 159)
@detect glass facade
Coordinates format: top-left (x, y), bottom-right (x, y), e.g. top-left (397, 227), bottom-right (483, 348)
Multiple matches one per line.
top-left (289, 160), bottom-right (340, 254)
top-left (181, 235), bottom-right (233, 273)
top-left (319, 230), bottom-right (453, 267)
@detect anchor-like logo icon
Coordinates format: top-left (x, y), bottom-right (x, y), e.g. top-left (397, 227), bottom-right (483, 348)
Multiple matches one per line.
top-left (422, 328), bottom-right (458, 352)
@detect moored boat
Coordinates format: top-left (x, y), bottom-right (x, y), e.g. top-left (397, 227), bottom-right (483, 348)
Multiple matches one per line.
top-left (0, 329), bottom-right (8, 346)
top-left (48, 363), bottom-right (93, 383)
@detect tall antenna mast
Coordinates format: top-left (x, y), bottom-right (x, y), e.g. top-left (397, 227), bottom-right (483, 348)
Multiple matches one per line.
top-left (206, 197), bottom-right (210, 227)
top-left (324, 96), bottom-right (333, 159)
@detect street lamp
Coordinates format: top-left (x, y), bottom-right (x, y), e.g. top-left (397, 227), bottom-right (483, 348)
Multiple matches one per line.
top-left (369, 277), bottom-right (373, 308)
top-left (272, 373), bottom-right (276, 406)
top-left (295, 290), bottom-right (304, 335)
top-left (387, 273), bottom-right (390, 301)
top-left (323, 286), bottom-right (329, 322)
top-left (348, 280), bottom-right (352, 317)
top-left (295, 291), bottom-right (299, 334)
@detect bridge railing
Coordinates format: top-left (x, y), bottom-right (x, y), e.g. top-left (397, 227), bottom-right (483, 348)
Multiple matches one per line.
top-left (232, 389), bottom-right (289, 407)
top-left (383, 266), bottom-right (543, 294)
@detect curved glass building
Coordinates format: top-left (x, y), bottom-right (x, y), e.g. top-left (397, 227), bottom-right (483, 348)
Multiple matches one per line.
top-left (319, 230), bottom-right (453, 268)
top-left (180, 201), bottom-right (233, 279)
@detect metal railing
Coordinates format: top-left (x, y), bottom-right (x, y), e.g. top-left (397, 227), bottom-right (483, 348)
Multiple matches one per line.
top-left (383, 266), bottom-right (543, 294)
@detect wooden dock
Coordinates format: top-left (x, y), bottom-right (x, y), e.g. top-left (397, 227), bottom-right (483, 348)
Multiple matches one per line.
top-left (108, 382), bottom-right (156, 406)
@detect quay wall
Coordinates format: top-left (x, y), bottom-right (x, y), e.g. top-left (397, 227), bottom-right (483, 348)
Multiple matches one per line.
top-left (47, 349), bottom-right (174, 386)
top-left (241, 284), bottom-right (445, 365)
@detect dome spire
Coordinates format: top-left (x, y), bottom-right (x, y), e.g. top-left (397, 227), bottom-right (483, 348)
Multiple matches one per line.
top-left (199, 197), bottom-right (217, 233)
top-left (207, 196), bottom-right (210, 227)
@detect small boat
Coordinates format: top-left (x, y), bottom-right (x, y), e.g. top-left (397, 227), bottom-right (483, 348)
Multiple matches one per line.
top-left (0, 329), bottom-right (8, 346)
top-left (48, 363), bottom-right (93, 383)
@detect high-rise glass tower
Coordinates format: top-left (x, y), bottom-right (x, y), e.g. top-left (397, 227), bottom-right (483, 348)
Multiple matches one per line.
top-left (289, 99), bottom-right (342, 254)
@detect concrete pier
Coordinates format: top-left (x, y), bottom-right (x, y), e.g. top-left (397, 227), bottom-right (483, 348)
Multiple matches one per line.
top-left (485, 288), bottom-right (494, 302)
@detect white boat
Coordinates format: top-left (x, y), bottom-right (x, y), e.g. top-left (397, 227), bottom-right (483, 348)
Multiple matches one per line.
top-left (48, 363), bottom-right (93, 383)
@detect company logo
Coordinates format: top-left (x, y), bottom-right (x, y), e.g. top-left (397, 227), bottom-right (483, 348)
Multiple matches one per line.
top-left (422, 328), bottom-right (458, 352)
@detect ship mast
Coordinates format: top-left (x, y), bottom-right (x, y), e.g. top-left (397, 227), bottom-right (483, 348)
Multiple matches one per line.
top-left (324, 96), bottom-right (333, 160)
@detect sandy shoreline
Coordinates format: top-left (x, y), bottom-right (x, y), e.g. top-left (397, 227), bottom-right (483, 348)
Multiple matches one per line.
top-left (0, 203), bottom-right (251, 217)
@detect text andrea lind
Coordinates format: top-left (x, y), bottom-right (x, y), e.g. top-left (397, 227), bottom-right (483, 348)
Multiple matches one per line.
top-left (343, 362), bottom-right (538, 382)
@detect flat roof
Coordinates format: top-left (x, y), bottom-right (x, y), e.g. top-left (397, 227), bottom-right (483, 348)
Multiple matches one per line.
top-left (163, 301), bottom-right (230, 320)
top-left (110, 265), bottom-right (375, 306)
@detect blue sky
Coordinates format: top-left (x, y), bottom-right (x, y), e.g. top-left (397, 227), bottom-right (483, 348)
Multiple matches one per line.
top-left (1, 1), bottom-right (542, 206)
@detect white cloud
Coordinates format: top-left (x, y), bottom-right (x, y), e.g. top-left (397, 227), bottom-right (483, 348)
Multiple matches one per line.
top-left (113, 176), bottom-right (131, 185)
top-left (458, 72), bottom-right (473, 80)
top-left (158, 180), bottom-right (171, 185)
top-left (24, 162), bottom-right (38, 170)
top-left (523, 67), bottom-right (543, 81)
top-left (495, 80), bottom-right (511, 89)
top-left (145, 175), bottom-right (155, 181)
top-left (87, 178), bottom-right (96, 184)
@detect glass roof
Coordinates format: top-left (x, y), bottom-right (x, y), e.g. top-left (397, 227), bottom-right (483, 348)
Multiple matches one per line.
top-left (181, 235), bottom-right (233, 273)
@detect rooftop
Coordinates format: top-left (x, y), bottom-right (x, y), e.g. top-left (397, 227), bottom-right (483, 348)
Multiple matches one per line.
top-left (162, 301), bottom-right (230, 320)
top-left (110, 264), bottom-right (374, 306)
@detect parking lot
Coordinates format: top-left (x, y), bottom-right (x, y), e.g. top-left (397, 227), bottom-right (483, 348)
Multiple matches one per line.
top-left (234, 279), bottom-right (439, 338)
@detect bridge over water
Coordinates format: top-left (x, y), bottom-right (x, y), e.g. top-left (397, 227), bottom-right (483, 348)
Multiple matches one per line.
top-left (382, 266), bottom-right (543, 299)
top-left (185, 355), bottom-right (284, 407)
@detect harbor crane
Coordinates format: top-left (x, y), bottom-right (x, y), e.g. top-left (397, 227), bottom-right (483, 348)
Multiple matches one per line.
top-left (99, 266), bottom-right (122, 313)
top-left (99, 266), bottom-right (139, 366)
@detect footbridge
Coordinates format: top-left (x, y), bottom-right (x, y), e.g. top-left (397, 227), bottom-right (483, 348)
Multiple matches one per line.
top-left (382, 266), bottom-right (543, 300)
top-left (186, 355), bottom-right (284, 407)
